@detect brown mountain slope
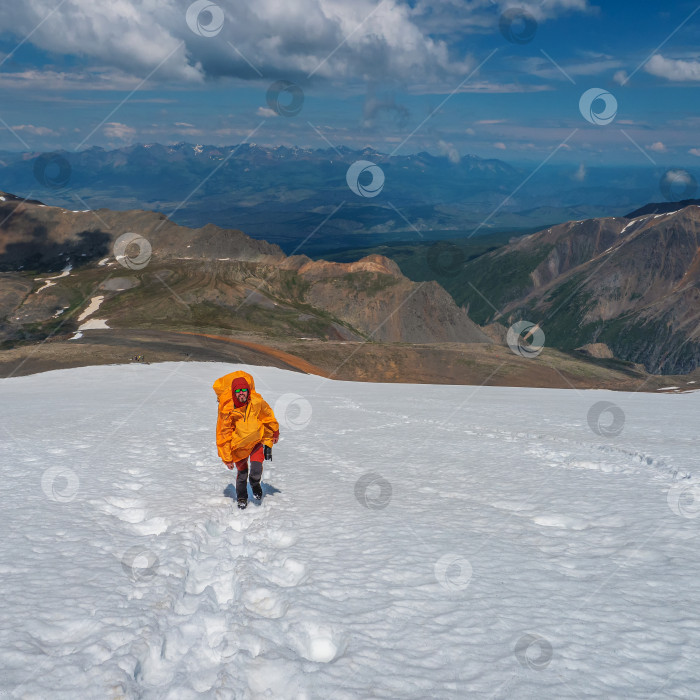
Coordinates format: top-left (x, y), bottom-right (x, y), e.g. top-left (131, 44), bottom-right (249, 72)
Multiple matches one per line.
top-left (280, 254), bottom-right (489, 343)
top-left (3, 192), bottom-right (692, 389)
top-left (0, 193), bottom-right (490, 347)
top-left (459, 206), bottom-right (700, 373)
top-left (4, 327), bottom-right (697, 393)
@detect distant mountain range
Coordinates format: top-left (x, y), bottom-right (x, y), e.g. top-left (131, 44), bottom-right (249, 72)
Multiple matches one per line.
top-left (0, 143), bottom-right (673, 255)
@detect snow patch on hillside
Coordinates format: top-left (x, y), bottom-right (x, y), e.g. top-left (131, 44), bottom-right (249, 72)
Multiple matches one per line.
top-left (34, 264), bottom-right (73, 293)
top-left (77, 295), bottom-right (105, 322)
top-left (78, 319), bottom-right (110, 331)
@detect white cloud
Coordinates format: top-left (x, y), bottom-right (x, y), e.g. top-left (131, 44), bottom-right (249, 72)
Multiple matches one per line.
top-left (494, 142), bottom-right (507, 150)
top-left (519, 56), bottom-right (623, 81)
top-left (3, 3), bottom-right (198, 82)
top-left (645, 54), bottom-right (700, 81)
top-left (689, 148), bottom-right (700, 157)
top-left (504, 0), bottom-right (593, 21)
top-left (0, 0), bottom-right (596, 93)
top-left (647, 141), bottom-right (667, 153)
top-left (103, 122), bottom-right (136, 141)
top-left (11, 124), bottom-right (56, 135)
top-left (0, 68), bottom-right (142, 91)
top-left (0, 0), bottom-right (485, 87)
top-left (613, 70), bottom-right (628, 85)
top-left (573, 162), bottom-right (586, 181)
top-left (256, 107), bottom-right (278, 117)
top-left (437, 139), bottom-right (460, 163)
top-left (410, 0), bottom-right (593, 35)
top-left (400, 80), bottom-right (554, 96)
top-left (453, 82), bottom-right (553, 94)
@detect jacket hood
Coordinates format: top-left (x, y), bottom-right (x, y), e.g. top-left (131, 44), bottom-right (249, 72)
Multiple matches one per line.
top-left (213, 370), bottom-right (257, 408)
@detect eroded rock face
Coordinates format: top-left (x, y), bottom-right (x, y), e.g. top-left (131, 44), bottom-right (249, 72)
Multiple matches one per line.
top-left (299, 257), bottom-right (491, 344)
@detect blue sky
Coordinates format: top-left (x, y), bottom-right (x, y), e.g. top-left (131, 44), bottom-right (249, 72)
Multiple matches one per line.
top-left (1, 0), bottom-right (699, 166)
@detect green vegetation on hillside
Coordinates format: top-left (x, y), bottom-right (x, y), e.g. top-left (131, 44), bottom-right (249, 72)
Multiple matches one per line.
top-left (318, 229), bottom-right (548, 323)
top-left (340, 271), bottom-right (401, 296)
top-left (454, 245), bottom-right (555, 323)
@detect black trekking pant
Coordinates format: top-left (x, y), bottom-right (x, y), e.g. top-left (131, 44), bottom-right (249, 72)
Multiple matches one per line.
top-left (236, 461), bottom-right (263, 500)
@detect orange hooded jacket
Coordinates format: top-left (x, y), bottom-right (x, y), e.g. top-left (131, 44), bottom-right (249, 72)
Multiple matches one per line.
top-left (213, 370), bottom-right (280, 463)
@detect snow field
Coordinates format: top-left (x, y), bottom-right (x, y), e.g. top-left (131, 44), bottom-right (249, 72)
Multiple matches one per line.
top-left (1, 362), bottom-right (699, 698)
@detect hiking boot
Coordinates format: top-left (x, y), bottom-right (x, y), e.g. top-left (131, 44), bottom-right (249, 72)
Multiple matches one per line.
top-left (251, 482), bottom-right (263, 500)
top-left (237, 498), bottom-right (248, 510)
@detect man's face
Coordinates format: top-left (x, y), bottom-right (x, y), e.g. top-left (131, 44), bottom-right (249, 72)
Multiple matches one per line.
top-left (235, 388), bottom-right (249, 402)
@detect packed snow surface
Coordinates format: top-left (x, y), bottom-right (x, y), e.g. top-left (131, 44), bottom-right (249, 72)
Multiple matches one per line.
top-left (1, 362), bottom-right (700, 699)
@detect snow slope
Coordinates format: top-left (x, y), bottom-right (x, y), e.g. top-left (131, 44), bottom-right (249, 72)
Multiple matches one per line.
top-left (1, 362), bottom-right (699, 699)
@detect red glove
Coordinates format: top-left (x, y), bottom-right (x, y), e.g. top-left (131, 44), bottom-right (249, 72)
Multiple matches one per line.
top-left (224, 461), bottom-right (235, 470)
top-left (272, 430), bottom-right (280, 445)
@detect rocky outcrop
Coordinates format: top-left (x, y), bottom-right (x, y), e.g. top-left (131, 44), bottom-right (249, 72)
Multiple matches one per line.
top-left (303, 272), bottom-right (491, 343)
top-left (576, 343), bottom-right (614, 359)
top-left (296, 254), bottom-right (403, 280)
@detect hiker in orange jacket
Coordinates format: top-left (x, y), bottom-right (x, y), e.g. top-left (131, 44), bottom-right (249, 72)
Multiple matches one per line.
top-left (213, 370), bottom-right (280, 509)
